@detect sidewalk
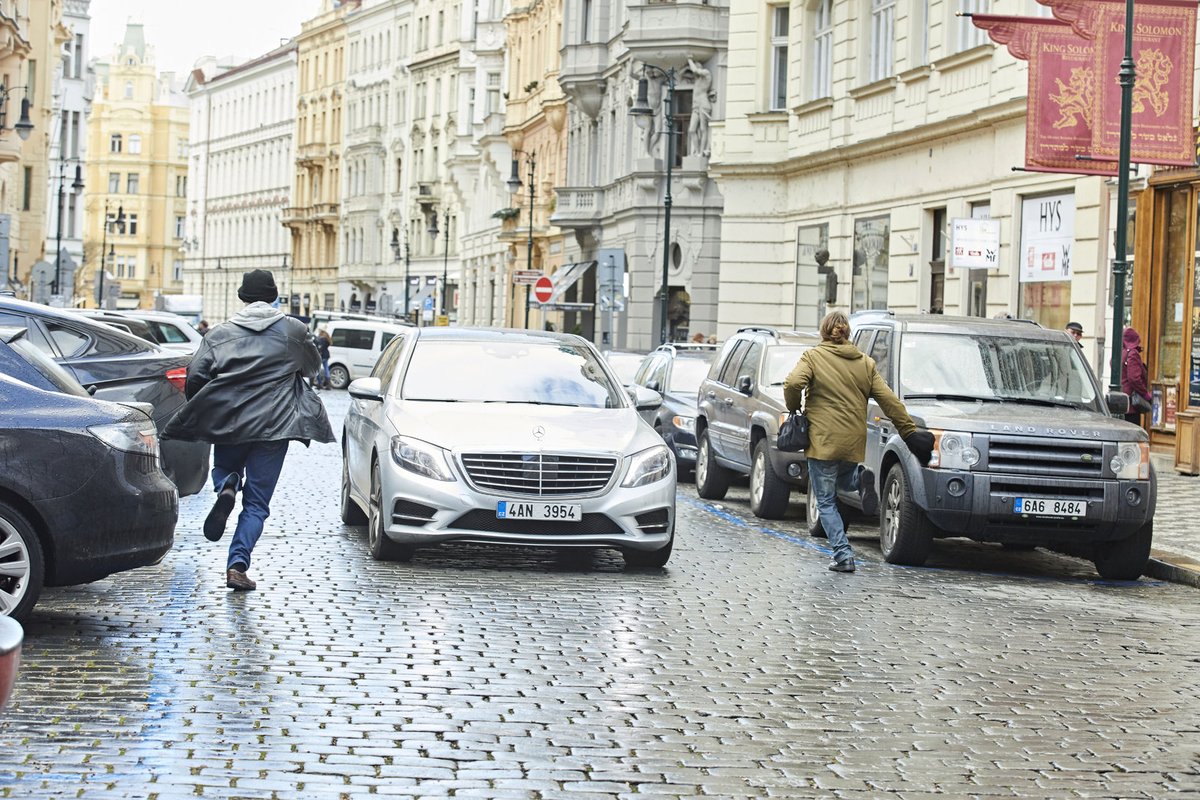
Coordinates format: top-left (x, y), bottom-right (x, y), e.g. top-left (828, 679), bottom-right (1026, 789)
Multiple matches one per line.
top-left (1147, 454), bottom-right (1200, 587)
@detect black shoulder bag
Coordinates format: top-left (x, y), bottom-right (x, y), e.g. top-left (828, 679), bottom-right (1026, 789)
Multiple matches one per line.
top-left (777, 360), bottom-right (811, 452)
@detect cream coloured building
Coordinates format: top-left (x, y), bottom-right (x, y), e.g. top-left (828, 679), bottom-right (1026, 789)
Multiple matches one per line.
top-left (286, 0), bottom-right (358, 316)
top-left (0, 1), bottom-right (33, 296)
top-left (84, 23), bottom-right (189, 310)
top-left (713, 0), bottom-right (1122, 372)
top-left (184, 44), bottom-right (297, 323)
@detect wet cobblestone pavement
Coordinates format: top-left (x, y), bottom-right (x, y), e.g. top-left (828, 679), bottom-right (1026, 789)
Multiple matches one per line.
top-left (2, 392), bottom-right (1198, 798)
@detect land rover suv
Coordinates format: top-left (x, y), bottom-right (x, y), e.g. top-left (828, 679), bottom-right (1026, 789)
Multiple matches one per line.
top-left (695, 327), bottom-right (820, 518)
top-left (837, 314), bottom-right (1155, 580)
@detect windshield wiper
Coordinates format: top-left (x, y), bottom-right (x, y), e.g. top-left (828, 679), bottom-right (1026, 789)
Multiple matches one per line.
top-left (904, 393), bottom-right (1001, 403)
top-left (481, 399), bottom-right (582, 407)
top-left (996, 395), bottom-right (1084, 409)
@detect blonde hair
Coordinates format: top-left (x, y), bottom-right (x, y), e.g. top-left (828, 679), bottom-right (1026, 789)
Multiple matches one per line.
top-left (819, 311), bottom-right (851, 344)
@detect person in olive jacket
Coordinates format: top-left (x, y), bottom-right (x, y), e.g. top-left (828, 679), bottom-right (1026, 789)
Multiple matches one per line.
top-left (164, 269), bottom-right (335, 591)
top-left (783, 311), bottom-right (933, 573)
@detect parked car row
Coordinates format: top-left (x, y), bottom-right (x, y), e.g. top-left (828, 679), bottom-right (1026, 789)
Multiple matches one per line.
top-left (604, 315), bottom-right (1156, 581)
top-left (0, 326), bottom-right (179, 621)
top-left (67, 308), bottom-right (204, 353)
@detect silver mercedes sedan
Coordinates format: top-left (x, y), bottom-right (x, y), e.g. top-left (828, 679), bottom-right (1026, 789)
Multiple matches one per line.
top-left (340, 327), bottom-right (676, 568)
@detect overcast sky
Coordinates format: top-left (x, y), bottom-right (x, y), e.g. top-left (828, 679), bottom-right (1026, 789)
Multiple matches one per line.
top-left (87, 0), bottom-right (318, 78)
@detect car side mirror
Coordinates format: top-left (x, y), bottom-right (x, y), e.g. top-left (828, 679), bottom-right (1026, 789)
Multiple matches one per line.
top-left (347, 377), bottom-right (383, 401)
top-left (646, 378), bottom-right (661, 393)
top-left (85, 384), bottom-right (97, 396)
top-left (630, 384), bottom-right (662, 411)
top-left (1106, 391), bottom-right (1131, 416)
top-left (737, 375), bottom-right (753, 395)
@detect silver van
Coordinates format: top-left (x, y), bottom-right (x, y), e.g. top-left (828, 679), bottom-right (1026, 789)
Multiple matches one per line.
top-left (324, 320), bottom-right (411, 389)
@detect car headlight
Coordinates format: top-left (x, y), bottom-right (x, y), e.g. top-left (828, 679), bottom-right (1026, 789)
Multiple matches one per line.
top-left (1110, 441), bottom-right (1150, 480)
top-left (929, 430), bottom-right (980, 470)
top-left (671, 415), bottom-right (696, 433)
top-left (88, 421), bottom-right (160, 458)
top-left (390, 435), bottom-right (456, 482)
top-left (622, 444), bottom-right (673, 488)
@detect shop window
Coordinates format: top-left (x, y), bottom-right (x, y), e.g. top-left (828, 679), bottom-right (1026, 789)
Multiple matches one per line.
top-left (1018, 192), bottom-right (1074, 330)
top-left (968, 202), bottom-right (991, 317)
top-left (852, 215), bottom-right (890, 311)
top-left (929, 208), bottom-right (946, 314)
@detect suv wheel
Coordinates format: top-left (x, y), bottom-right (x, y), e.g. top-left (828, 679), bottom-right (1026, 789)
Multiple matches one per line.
top-left (879, 464), bottom-right (934, 566)
top-left (329, 364), bottom-right (351, 390)
top-left (1092, 521), bottom-right (1152, 580)
top-left (695, 429), bottom-right (730, 500)
top-left (749, 439), bottom-right (790, 519)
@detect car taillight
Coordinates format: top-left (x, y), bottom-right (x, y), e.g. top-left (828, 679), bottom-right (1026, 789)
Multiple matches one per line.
top-left (165, 367), bottom-right (187, 393)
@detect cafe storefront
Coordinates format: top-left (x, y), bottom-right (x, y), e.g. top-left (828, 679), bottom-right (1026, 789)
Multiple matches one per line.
top-left (1132, 168), bottom-right (1200, 458)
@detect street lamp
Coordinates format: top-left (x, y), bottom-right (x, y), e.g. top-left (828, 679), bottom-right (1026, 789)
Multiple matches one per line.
top-left (630, 64), bottom-right (676, 346)
top-left (427, 209), bottom-right (450, 320)
top-left (507, 150), bottom-right (537, 329)
top-left (0, 86), bottom-right (34, 142)
top-left (391, 226), bottom-right (410, 323)
top-left (52, 161), bottom-right (84, 296)
top-left (98, 202), bottom-right (125, 308)
top-left (1108, 0), bottom-right (1136, 393)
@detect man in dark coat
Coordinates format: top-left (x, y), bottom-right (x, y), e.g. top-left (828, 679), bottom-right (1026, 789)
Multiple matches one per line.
top-left (164, 269), bottom-right (335, 590)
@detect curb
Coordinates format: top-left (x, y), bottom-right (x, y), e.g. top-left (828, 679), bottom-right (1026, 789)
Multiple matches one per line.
top-left (1146, 549), bottom-right (1200, 588)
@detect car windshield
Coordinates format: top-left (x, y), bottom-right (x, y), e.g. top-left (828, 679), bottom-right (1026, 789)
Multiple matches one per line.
top-left (668, 358), bottom-right (713, 393)
top-left (764, 346), bottom-right (812, 384)
top-left (9, 336), bottom-right (89, 397)
top-left (899, 332), bottom-right (1099, 409)
top-left (404, 339), bottom-right (625, 408)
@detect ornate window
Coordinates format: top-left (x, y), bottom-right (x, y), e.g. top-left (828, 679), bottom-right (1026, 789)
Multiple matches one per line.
top-left (869, 0), bottom-right (895, 83)
top-left (810, 0), bottom-right (833, 100)
top-left (769, 5), bottom-right (789, 110)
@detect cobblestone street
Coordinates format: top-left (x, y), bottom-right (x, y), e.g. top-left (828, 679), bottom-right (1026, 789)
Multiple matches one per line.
top-left (1, 392), bottom-right (1198, 798)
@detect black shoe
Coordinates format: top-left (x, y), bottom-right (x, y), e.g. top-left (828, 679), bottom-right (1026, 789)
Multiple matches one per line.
top-left (204, 477), bottom-right (238, 542)
top-left (858, 468), bottom-right (878, 516)
top-left (828, 557), bottom-right (856, 573)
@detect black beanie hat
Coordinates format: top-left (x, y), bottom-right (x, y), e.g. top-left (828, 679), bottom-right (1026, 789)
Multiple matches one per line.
top-left (237, 269), bottom-right (278, 304)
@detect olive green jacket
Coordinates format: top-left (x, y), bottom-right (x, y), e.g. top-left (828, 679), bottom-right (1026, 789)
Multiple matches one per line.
top-left (782, 341), bottom-right (917, 462)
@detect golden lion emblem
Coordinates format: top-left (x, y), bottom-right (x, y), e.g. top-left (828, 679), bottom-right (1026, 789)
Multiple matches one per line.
top-left (1132, 49), bottom-right (1172, 117)
top-left (1050, 67), bottom-right (1095, 129)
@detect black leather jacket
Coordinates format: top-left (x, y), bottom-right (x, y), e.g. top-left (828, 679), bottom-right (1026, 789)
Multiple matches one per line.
top-left (163, 304), bottom-right (335, 445)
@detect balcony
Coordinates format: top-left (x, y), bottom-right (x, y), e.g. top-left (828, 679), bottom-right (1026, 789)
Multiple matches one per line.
top-left (624, 1), bottom-right (727, 71)
top-left (298, 142), bottom-right (327, 165)
top-left (550, 186), bottom-right (604, 230)
top-left (282, 206), bottom-right (310, 227)
top-left (346, 124), bottom-right (382, 148)
top-left (415, 183), bottom-right (440, 207)
top-left (314, 203), bottom-right (339, 225)
top-left (559, 44), bottom-right (608, 119)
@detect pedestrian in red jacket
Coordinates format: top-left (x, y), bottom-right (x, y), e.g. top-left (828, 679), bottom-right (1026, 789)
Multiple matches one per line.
top-left (1121, 327), bottom-right (1151, 425)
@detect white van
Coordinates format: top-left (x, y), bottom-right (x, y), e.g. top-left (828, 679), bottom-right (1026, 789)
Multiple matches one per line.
top-left (322, 319), bottom-right (411, 389)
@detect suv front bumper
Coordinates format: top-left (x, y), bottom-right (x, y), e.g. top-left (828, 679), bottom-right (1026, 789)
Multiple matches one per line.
top-left (918, 470), bottom-right (1154, 544)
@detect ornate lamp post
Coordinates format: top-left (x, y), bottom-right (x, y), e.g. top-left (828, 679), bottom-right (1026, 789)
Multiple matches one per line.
top-left (391, 226), bottom-right (411, 322)
top-left (52, 161), bottom-right (84, 296)
top-left (630, 64), bottom-right (677, 346)
top-left (506, 150), bottom-right (537, 329)
top-left (1108, 0), bottom-right (1136, 392)
top-left (427, 209), bottom-right (450, 320)
top-left (98, 202), bottom-right (125, 308)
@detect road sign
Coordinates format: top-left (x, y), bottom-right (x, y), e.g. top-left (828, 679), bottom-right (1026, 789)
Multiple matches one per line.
top-left (533, 275), bottom-right (554, 303)
top-left (513, 270), bottom-right (542, 285)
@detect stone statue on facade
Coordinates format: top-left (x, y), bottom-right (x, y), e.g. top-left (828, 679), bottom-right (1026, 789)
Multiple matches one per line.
top-left (685, 57), bottom-right (714, 158)
top-left (630, 61), bottom-right (663, 158)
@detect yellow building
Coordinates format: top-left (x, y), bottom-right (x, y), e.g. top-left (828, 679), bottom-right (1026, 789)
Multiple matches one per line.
top-left (0, 5), bottom-right (32, 295)
top-left (284, 0), bottom-right (357, 315)
top-left (84, 23), bottom-right (189, 309)
top-left (502, 0), bottom-right (567, 329)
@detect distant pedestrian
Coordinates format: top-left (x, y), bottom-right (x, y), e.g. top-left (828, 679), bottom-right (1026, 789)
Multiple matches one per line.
top-left (706, 335), bottom-right (717, 345)
top-left (164, 269), bottom-right (334, 591)
top-left (783, 311), bottom-right (934, 573)
top-left (197, 320), bottom-right (209, 336)
top-left (1066, 321), bottom-right (1084, 347)
top-left (1121, 326), bottom-right (1151, 425)
top-left (691, 332), bottom-right (706, 344)
top-left (315, 328), bottom-right (332, 389)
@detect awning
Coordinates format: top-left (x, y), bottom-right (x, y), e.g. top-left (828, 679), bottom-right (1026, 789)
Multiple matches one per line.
top-left (544, 260), bottom-right (597, 305)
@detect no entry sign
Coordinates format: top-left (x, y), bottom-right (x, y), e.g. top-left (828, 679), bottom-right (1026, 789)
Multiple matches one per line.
top-left (533, 276), bottom-right (553, 303)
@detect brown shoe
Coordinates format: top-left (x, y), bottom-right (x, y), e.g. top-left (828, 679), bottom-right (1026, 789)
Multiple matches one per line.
top-left (225, 568), bottom-right (256, 591)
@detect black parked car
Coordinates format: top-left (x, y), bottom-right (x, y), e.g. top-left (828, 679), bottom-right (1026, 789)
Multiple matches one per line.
top-left (0, 372), bottom-right (178, 620)
top-left (631, 344), bottom-right (718, 475)
top-left (0, 297), bottom-right (209, 496)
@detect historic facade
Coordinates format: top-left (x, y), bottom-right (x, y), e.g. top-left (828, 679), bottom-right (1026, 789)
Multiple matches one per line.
top-left (84, 23), bottom-right (189, 310)
top-left (286, 0), bottom-right (358, 317)
top-left (44, 0), bottom-right (92, 305)
top-left (555, 1), bottom-right (729, 349)
top-left (0, 0), bottom-right (33, 296)
top-left (184, 43), bottom-right (297, 323)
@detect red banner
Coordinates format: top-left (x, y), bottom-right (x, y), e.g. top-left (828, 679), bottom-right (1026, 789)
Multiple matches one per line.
top-left (1036, 0), bottom-right (1198, 165)
top-left (972, 15), bottom-right (1117, 175)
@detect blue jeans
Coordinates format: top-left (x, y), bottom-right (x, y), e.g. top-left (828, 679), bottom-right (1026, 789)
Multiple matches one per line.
top-left (807, 458), bottom-right (861, 564)
top-left (211, 441), bottom-right (289, 571)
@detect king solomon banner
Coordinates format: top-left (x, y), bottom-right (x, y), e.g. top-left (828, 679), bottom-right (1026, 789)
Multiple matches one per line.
top-left (972, 1), bottom-right (1198, 174)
